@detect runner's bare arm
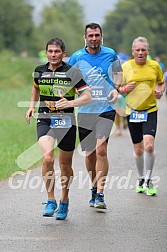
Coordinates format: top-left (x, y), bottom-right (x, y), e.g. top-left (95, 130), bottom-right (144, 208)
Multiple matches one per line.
top-left (56, 89), bottom-right (92, 110)
top-left (26, 86), bottom-right (40, 124)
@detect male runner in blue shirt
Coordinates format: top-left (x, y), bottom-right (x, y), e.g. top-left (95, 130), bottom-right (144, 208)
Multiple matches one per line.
top-left (69, 23), bottom-right (122, 209)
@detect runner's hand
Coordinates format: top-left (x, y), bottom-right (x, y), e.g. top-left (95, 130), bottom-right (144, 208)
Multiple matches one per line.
top-left (126, 81), bottom-right (136, 93)
top-left (56, 97), bottom-right (72, 109)
top-left (154, 90), bottom-right (163, 99)
top-left (108, 89), bottom-right (118, 104)
top-left (26, 108), bottom-right (35, 124)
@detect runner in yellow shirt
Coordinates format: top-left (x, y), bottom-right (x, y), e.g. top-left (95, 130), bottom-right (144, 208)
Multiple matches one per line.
top-left (118, 37), bottom-right (165, 196)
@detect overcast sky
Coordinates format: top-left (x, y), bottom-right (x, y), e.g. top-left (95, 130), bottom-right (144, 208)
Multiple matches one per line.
top-left (79, 0), bottom-right (118, 24)
top-left (29, 0), bottom-right (118, 25)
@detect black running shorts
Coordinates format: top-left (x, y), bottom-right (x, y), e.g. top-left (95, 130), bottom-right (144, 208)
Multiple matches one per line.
top-left (127, 111), bottom-right (157, 144)
top-left (77, 110), bottom-right (116, 152)
top-left (37, 115), bottom-right (76, 151)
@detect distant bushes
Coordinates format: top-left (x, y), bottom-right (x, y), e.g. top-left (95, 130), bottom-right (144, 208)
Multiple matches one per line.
top-left (0, 50), bottom-right (37, 89)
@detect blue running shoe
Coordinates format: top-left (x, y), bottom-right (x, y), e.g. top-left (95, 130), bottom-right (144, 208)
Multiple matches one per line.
top-left (56, 201), bottom-right (69, 220)
top-left (89, 187), bottom-right (97, 207)
top-left (94, 193), bottom-right (107, 209)
top-left (42, 200), bottom-right (58, 217)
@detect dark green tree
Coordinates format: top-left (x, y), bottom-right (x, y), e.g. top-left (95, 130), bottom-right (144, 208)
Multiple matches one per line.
top-left (0, 0), bottom-right (36, 54)
top-left (103, 0), bottom-right (167, 62)
top-left (36, 0), bottom-right (85, 56)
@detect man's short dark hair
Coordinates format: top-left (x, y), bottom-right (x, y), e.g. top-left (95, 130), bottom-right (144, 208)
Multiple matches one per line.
top-left (46, 38), bottom-right (65, 52)
top-left (85, 22), bottom-right (102, 36)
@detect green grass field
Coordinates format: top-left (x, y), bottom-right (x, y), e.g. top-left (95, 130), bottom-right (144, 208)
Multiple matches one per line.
top-left (0, 52), bottom-right (41, 181)
top-left (0, 86), bottom-right (42, 180)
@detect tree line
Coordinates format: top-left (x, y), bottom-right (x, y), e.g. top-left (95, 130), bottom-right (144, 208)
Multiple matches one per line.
top-left (1, 0), bottom-right (167, 64)
top-left (103, 0), bottom-right (167, 63)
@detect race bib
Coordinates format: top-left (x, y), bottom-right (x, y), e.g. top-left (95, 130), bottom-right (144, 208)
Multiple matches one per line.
top-left (50, 115), bottom-right (72, 128)
top-left (91, 86), bottom-right (107, 100)
top-left (129, 110), bottom-right (148, 123)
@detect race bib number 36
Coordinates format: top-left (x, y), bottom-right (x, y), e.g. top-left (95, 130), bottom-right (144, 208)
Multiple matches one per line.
top-left (129, 110), bottom-right (148, 123)
top-left (50, 115), bottom-right (72, 128)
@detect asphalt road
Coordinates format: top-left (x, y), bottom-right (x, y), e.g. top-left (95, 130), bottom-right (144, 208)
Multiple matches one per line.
top-left (0, 97), bottom-right (167, 252)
